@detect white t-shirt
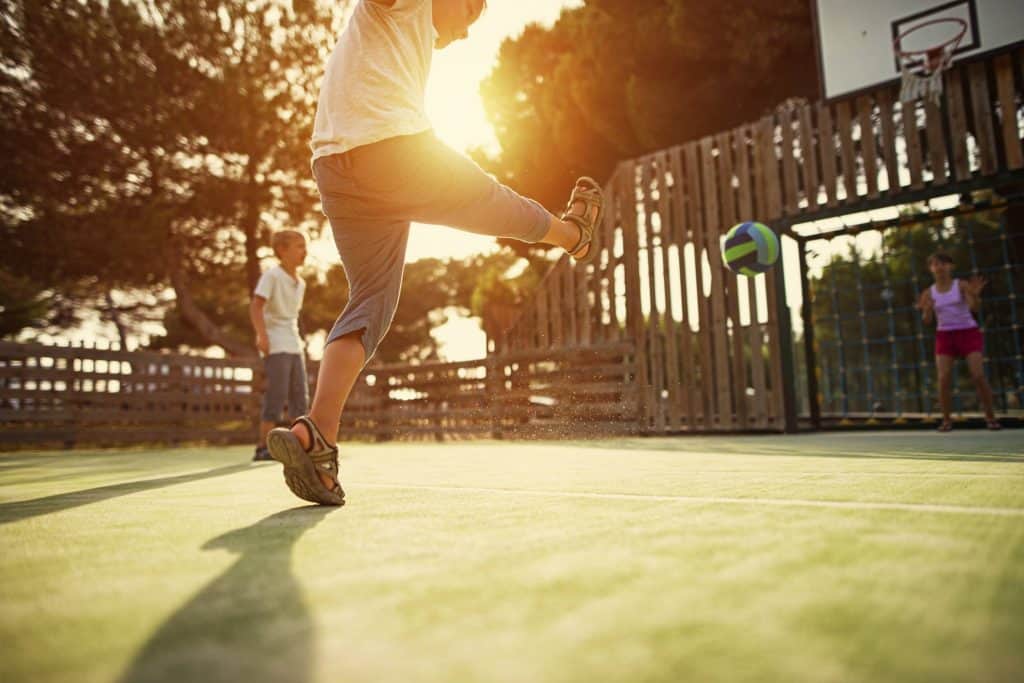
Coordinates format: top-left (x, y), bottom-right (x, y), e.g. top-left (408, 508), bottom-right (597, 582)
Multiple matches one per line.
top-left (310, 0), bottom-right (435, 162)
top-left (254, 265), bottom-right (306, 355)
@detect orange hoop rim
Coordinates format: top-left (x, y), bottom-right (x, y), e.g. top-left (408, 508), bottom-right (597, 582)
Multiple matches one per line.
top-left (893, 17), bottom-right (968, 61)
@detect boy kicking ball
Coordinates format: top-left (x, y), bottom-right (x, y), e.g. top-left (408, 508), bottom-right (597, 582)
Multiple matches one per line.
top-left (267, 0), bottom-right (604, 505)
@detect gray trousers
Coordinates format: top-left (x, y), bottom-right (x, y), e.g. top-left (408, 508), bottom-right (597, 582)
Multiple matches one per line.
top-left (261, 352), bottom-right (309, 423)
top-left (312, 131), bottom-right (552, 363)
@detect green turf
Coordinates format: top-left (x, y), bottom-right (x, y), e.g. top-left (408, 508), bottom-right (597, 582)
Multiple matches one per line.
top-left (1, 431), bottom-right (1023, 683)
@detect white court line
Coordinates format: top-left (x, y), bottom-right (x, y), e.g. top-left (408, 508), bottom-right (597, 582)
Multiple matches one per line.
top-left (352, 483), bottom-right (1024, 517)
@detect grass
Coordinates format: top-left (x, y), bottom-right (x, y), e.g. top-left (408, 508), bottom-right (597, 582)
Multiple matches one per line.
top-left (1, 430), bottom-right (1023, 683)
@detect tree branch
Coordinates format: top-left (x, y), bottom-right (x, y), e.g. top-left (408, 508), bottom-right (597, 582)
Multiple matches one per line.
top-left (164, 237), bottom-right (255, 358)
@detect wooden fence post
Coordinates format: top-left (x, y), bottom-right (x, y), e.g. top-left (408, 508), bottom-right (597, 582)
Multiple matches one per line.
top-left (773, 244), bottom-right (799, 433)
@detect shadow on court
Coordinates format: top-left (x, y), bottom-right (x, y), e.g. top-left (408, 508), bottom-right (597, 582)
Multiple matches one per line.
top-left (0, 464), bottom-right (253, 525)
top-left (118, 506), bottom-right (336, 683)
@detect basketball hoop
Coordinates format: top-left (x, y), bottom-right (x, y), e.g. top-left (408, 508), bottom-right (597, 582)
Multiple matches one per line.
top-left (893, 18), bottom-right (967, 105)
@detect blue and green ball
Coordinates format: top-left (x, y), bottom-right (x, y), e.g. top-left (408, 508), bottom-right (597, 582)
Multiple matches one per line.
top-left (723, 221), bottom-right (779, 276)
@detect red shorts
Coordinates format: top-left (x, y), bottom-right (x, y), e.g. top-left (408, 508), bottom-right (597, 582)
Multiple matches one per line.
top-left (935, 328), bottom-right (983, 358)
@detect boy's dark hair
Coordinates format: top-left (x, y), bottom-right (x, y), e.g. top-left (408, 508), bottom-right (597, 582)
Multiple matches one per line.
top-left (928, 250), bottom-right (954, 265)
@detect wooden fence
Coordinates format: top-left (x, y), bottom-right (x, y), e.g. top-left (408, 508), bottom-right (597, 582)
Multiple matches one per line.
top-left (502, 47), bottom-right (1024, 434)
top-left (4, 51), bottom-right (1021, 446)
top-left (338, 342), bottom-right (639, 441)
top-left (0, 341), bottom-right (259, 448)
top-left (0, 340), bottom-right (638, 447)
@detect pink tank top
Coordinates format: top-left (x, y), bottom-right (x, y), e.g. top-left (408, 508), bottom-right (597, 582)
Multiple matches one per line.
top-left (931, 279), bottom-right (977, 331)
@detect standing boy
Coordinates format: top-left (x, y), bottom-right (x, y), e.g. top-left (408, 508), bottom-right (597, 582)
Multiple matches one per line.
top-left (251, 230), bottom-right (310, 461)
top-left (267, 0), bottom-right (604, 504)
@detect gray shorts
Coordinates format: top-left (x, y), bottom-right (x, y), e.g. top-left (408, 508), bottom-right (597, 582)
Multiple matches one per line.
top-left (261, 352), bottom-right (309, 423)
top-left (312, 131), bottom-right (552, 363)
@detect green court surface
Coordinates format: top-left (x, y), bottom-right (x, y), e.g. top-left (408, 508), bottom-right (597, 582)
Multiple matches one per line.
top-left (2, 431), bottom-right (1023, 683)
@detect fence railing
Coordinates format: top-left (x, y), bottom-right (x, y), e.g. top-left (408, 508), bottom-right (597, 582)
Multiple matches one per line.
top-left (339, 341), bottom-right (639, 441)
top-left (0, 340), bottom-right (260, 448)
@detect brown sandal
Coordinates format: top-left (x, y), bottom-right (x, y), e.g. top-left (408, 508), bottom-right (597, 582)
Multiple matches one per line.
top-left (267, 416), bottom-right (345, 506)
top-left (560, 176), bottom-right (603, 264)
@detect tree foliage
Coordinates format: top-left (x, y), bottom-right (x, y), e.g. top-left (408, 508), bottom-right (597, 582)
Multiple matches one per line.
top-left (1, 0), bottom-right (348, 355)
top-left (475, 0), bottom-right (817, 228)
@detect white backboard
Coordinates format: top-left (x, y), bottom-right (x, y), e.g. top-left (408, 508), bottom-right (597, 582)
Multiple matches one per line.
top-left (812, 0), bottom-right (1024, 100)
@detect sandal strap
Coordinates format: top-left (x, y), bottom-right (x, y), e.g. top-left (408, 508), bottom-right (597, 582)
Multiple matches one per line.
top-left (563, 213), bottom-right (592, 256)
top-left (556, 176), bottom-right (604, 263)
top-left (291, 416), bottom-right (342, 495)
top-left (291, 416), bottom-right (338, 463)
top-left (561, 188), bottom-right (602, 221)
top-left (560, 177), bottom-right (602, 218)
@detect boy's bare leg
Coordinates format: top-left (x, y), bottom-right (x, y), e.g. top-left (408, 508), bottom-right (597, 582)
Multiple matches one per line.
top-left (542, 215), bottom-right (591, 260)
top-left (542, 208), bottom-right (597, 261)
top-left (291, 331), bottom-right (365, 489)
top-left (258, 421), bottom-right (274, 448)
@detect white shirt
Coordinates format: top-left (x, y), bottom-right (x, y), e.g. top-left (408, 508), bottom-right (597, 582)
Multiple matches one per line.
top-left (254, 265), bottom-right (306, 355)
top-left (310, 0), bottom-right (435, 162)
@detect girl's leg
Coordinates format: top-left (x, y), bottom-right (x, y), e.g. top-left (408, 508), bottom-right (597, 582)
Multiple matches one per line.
top-left (965, 351), bottom-right (997, 421)
top-left (936, 354), bottom-right (954, 427)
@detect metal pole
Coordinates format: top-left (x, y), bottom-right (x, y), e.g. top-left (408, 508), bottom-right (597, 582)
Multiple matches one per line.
top-left (879, 237), bottom-right (903, 420)
top-left (773, 241), bottom-right (799, 433)
top-left (828, 249), bottom-right (850, 419)
top-left (851, 243), bottom-right (876, 419)
top-left (797, 238), bottom-right (822, 430)
top-left (997, 208), bottom-right (1024, 411)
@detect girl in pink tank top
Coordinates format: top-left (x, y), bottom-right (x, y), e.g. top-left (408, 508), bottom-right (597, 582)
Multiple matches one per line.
top-left (916, 251), bottom-right (1000, 432)
top-left (930, 278), bottom-right (978, 331)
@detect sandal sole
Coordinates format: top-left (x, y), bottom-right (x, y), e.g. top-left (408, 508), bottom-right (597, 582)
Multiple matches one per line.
top-left (267, 429), bottom-right (345, 506)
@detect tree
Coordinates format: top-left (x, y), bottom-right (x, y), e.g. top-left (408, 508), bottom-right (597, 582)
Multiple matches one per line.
top-left (0, 0), bottom-right (348, 355)
top-left (368, 252), bottom-right (542, 363)
top-left (474, 0), bottom-right (817, 239)
top-left (0, 269), bottom-right (57, 338)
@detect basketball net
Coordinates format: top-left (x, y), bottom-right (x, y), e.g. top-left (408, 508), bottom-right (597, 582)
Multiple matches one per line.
top-left (898, 45), bottom-right (955, 105)
top-left (894, 18), bottom-right (967, 106)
